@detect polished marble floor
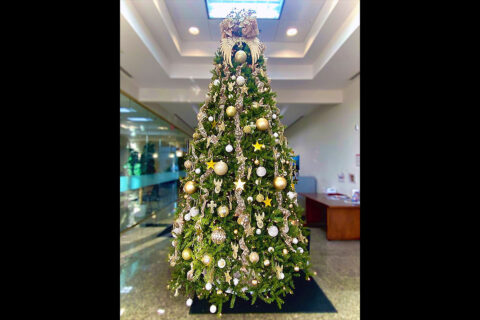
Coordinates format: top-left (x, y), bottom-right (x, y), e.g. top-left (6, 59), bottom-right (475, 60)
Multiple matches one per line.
top-left (120, 218), bottom-right (359, 320)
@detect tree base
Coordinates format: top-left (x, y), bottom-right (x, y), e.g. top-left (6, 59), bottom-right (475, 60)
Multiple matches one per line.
top-left (189, 273), bottom-right (336, 314)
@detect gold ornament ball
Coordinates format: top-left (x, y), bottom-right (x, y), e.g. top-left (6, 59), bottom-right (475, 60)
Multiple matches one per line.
top-left (289, 204), bottom-right (293, 208)
top-left (211, 228), bottom-right (227, 244)
top-left (234, 50), bottom-right (247, 64)
top-left (184, 181), bottom-right (197, 194)
top-left (256, 118), bottom-right (269, 131)
top-left (264, 259), bottom-right (270, 266)
top-left (256, 194), bottom-right (265, 203)
top-left (184, 194), bottom-right (189, 199)
top-left (251, 279), bottom-right (258, 286)
top-left (184, 160), bottom-right (193, 169)
top-left (273, 177), bottom-right (287, 190)
top-left (237, 216), bottom-right (244, 225)
top-left (193, 132), bottom-right (200, 140)
top-left (252, 101), bottom-right (259, 109)
top-left (254, 159), bottom-right (260, 165)
top-left (202, 254), bottom-right (213, 266)
top-left (182, 248), bottom-right (193, 260)
top-left (226, 106), bottom-right (237, 117)
top-left (243, 126), bottom-right (252, 134)
top-left (217, 205), bottom-right (229, 218)
top-left (213, 161), bottom-right (228, 175)
top-left (294, 266), bottom-right (300, 272)
top-left (233, 229), bottom-right (238, 235)
top-left (249, 251), bottom-right (259, 264)
top-left (282, 248), bottom-right (288, 255)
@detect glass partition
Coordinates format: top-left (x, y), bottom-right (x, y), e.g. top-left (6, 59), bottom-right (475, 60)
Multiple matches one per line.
top-left (120, 92), bottom-right (189, 232)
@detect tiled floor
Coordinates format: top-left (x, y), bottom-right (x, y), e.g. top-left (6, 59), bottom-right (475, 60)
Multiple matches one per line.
top-left (121, 223), bottom-right (359, 320)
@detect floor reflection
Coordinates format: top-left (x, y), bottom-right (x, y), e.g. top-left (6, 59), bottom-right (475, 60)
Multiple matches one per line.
top-left (120, 214), bottom-right (360, 320)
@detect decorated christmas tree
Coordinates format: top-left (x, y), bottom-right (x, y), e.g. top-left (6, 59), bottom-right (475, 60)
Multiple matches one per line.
top-left (168, 9), bottom-right (311, 315)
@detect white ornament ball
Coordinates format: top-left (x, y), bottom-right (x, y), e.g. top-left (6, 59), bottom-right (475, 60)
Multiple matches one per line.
top-left (287, 191), bottom-right (296, 200)
top-left (256, 229), bottom-right (261, 235)
top-left (205, 283), bottom-right (212, 290)
top-left (231, 75), bottom-right (236, 80)
top-left (247, 196), bottom-right (253, 202)
top-left (225, 144), bottom-right (233, 152)
top-left (208, 116), bottom-right (214, 122)
top-left (228, 94), bottom-right (233, 99)
top-left (195, 168), bottom-right (201, 174)
top-left (275, 139), bottom-right (279, 144)
top-left (186, 298), bottom-right (193, 307)
top-left (184, 213), bottom-right (191, 221)
top-left (190, 207), bottom-right (199, 217)
top-left (268, 247), bottom-right (274, 253)
top-left (217, 258), bottom-right (226, 269)
top-left (213, 79), bottom-right (220, 86)
top-left (292, 238), bottom-right (298, 244)
top-left (272, 114), bottom-right (277, 119)
top-left (210, 305), bottom-right (217, 314)
top-left (256, 166), bottom-right (266, 177)
top-left (268, 225), bottom-right (279, 237)
top-left (171, 240), bottom-right (176, 247)
top-left (297, 247), bottom-right (304, 254)
top-left (233, 278), bottom-right (239, 286)
top-left (279, 272), bottom-right (285, 280)
top-left (236, 76), bottom-right (245, 86)
top-left (273, 132), bottom-right (278, 138)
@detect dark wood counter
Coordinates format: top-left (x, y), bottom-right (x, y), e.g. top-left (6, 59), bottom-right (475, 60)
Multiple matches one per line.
top-left (300, 193), bottom-right (360, 240)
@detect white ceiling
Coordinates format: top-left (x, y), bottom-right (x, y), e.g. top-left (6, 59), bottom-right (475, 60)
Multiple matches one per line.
top-left (120, 0), bottom-right (360, 133)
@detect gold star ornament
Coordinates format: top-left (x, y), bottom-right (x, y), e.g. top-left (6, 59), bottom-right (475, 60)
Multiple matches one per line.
top-left (206, 159), bottom-right (216, 169)
top-left (234, 177), bottom-right (246, 191)
top-left (263, 196), bottom-right (272, 207)
top-left (225, 271), bottom-right (232, 285)
top-left (252, 141), bottom-right (264, 151)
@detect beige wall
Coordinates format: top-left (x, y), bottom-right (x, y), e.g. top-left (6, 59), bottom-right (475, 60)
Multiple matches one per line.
top-left (286, 77), bottom-right (360, 196)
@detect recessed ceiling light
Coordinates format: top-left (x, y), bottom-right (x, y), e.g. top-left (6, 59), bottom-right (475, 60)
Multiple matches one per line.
top-left (120, 107), bottom-right (136, 113)
top-left (206, 0), bottom-right (285, 19)
top-left (286, 27), bottom-right (298, 37)
top-left (127, 117), bottom-right (153, 122)
top-left (189, 26), bottom-right (199, 35)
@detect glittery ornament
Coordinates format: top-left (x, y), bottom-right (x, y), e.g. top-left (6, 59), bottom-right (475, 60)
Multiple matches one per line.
top-left (190, 207), bottom-right (199, 217)
top-left (211, 227), bottom-right (226, 244)
top-left (226, 106), bottom-right (237, 117)
top-left (195, 168), bottom-right (201, 174)
top-left (292, 237), bottom-right (298, 244)
top-left (252, 279), bottom-right (258, 286)
top-left (252, 101), bottom-right (259, 109)
top-left (217, 205), bottom-right (229, 218)
top-left (249, 251), bottom-right (259, 263)
top-left (184, 213), bottom-right (191, 221)
top-left (282, 248), bottom-right (288, 255)
top-left (256, 194), bottom-right (264, 202)
top-left (268, 225), bottom-right (279, 237)
top-left (225, 144), bottom-right (233, 152)
top-left (217, 258), bottom-right (226, 268)
top-left (236, 76), bottom-right (245, 86)
top-left (256, 166), bottom-right (266, 177)
top-left (264, 259), bottom-right (270, 266)
top-left (182, 248), bottom-right (193, 260)
top-left (208, 116), bottom-right (214, 122)
top-left (184, 160), bottom-right (193, 169)
top-left (202, 254), bottom-right (213, 266)
top-left (243, 126), bottom-right (252, 134)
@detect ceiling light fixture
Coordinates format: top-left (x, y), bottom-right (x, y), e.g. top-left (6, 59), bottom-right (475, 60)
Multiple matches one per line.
top-left (206, 0), bottom-right (284, 19)
top-left (120, 107), bottom-right (136, 113)
top-left (189, 26), bottom-right (200, 35)
top-left (286, 27), bottom-right (298, 37)
top-left (127, 117), bottom-right (153, 122)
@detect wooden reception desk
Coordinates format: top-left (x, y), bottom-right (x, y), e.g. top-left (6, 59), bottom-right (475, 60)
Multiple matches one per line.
top-left (300, 193), bottom-right (360, 240)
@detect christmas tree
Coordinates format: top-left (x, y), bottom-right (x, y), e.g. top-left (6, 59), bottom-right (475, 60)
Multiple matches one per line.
top-left (168, 9), bottom-right (311, 315)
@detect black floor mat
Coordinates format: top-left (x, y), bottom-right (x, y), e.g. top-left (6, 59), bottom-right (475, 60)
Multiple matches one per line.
top-left (189, 274), bottom-right (336, 314)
